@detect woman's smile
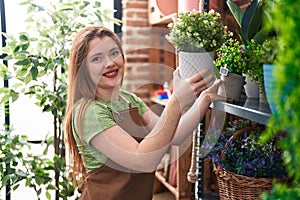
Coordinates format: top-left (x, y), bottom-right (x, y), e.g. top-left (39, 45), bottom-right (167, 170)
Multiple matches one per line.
top-left (102, 68), bottom-right (119, 78)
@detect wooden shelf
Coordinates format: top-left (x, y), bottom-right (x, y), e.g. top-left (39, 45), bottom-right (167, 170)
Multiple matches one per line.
top-left (149, 13), bottom-right (177, 25)
top-left (151, 97), bottom-right (193, 200)
top-left (155, 171), bottom-right (179, 198)
top-left (148, 0), bottom-right (177, 25)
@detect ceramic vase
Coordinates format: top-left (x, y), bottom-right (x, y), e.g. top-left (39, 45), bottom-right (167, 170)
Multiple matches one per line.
top-left (178, 51), bottom-right (214, 79)
top-left (218, 73), bottom-right (245, 101)
top-left (263, 63), bottom-right (276, 114)
top-left (244, 74), bottom-right (259, 98)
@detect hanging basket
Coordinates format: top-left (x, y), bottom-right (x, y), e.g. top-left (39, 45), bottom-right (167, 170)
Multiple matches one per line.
top-left (213, 127), bottom-right (287, 200)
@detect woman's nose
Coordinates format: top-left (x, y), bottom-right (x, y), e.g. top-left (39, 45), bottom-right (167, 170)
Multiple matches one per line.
top-left (104, 55), bottom-right (114, 67)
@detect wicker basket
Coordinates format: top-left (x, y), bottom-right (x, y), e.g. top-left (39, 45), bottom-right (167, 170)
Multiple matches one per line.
top-left (214, 127), bottom-right (285, 200)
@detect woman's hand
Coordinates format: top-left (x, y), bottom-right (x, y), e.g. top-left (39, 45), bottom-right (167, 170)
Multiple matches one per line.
top-left (198, 79), bottom-right (225, 105)
top-left (172, 67), bottom-right (216, 111)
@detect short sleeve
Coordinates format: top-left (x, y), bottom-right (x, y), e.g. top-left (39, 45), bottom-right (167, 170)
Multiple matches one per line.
top-left (81, 102), bottom-right (116, 144)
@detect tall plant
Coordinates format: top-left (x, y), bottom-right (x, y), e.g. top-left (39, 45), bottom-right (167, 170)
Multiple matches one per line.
top-left (0, 0), bottom-right (120, 199)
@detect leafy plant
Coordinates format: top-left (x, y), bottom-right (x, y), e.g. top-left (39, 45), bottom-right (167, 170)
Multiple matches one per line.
top-left (260, 0), bottom-right (300, 198)
top-left (0, 127), bottom-right (60, 200)
top-left (166, 10), bottom-right (230, 52)
top-left (227, 0), bottom-right (267, 44)
top-left (214, 38), bottom-right (262, 75)
top-left (260, 38), bottom-right (277, 64)
top-left (0, 0), bottom-right (120, 199)
top-left (208, 119), bottom-right (286, 178)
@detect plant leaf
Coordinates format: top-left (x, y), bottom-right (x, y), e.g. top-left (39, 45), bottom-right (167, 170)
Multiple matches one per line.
top-left (248, 4), bottom-right (263, 40)
top-left (227, 0), bottom-right (244, 27)
top-left (242, 0), bottom-right (259, 40)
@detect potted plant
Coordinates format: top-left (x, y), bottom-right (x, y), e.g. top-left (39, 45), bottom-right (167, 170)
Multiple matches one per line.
top-left (214, 38), bottom-right (261, 101)
top-left (166, 10), bottom-right (230, 78)
top-left (208, 119), bottom-right (287, 200)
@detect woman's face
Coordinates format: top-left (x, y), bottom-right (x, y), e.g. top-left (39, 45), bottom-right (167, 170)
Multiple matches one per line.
top-left (86, 36), bottom-right (124, 95)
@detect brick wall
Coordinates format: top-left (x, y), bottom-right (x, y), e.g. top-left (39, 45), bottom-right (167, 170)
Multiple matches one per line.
top-left (121, 0), bottom-right (152, 104)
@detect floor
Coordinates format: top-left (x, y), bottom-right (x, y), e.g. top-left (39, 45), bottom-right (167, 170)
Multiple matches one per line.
top-left (152, 192), bottom-right (175, 200)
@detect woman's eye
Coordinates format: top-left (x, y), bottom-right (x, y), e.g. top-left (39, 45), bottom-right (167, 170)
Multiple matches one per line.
top-left (91, 56), bottom-right (102, 63)
top-left (111, 50), bottom-right (120, 57)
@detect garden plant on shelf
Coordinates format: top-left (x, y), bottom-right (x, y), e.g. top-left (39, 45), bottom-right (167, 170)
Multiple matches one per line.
top-left (214, 38), bottom-right (262, 101)
top-left (226, 0), bottom-right (275, 101)
top-left (166, 10), bottom-right (230, 78)
top-left (208, 119), bottom-right (287, 200)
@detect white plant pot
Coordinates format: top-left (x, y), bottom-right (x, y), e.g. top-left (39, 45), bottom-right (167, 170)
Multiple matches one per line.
top-left (178, 51), bottom-right (215, 79)
top-left (218, 73), bottom-right (245, 101)
top-left (244, 74), bottom-right (259, 98)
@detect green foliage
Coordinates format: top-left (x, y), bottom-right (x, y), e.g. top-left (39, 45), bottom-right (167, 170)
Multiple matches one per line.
top-left (0, 0), bottom-right (120, 199)
top-left (259, 0), bottom-right (300, 198)
top-left (166, 10), bottom-right (229, 52)
top-left (0, 127), bottom-right (58, 200)
top-left (227, 0), bottom-right (267, 44)
top-left (260, 38), bottom-right (278, 64)
top-left (214, 38), bottom-right (262, 75)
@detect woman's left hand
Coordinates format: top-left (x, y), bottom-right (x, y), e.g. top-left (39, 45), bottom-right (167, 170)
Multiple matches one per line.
top-left (198, 79), bottom-right (225, 104)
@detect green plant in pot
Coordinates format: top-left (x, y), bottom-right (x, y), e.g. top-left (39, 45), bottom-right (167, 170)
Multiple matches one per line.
top-left (227, 0), bottom-right (272, 100)
top-left (166, 10), bottom-right (230, 78)
top-left (214, 38), bottom-right (261, 101)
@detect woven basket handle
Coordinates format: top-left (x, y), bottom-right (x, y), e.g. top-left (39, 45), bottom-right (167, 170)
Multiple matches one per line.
top-left (221, 126), bottom-right (258, 160)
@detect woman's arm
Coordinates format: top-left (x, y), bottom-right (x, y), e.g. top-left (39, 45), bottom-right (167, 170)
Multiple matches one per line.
top-left (171, 80), bottom-right (224, 145)
top-left (90, 68), bottom-right (213, 172)
top-left (143, 79), bottom-right (224, 145)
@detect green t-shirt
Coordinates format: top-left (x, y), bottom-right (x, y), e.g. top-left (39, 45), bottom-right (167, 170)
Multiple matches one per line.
top-left (72, 90), bottom-right (149, 173)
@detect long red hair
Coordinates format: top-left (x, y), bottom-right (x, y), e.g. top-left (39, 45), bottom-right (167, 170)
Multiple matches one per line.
top-left (64, 25), bottom-right (124, 185)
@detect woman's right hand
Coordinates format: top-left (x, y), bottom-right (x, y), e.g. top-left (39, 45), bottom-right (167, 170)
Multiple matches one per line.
top-left (172, 67), bottom-right (215, 111)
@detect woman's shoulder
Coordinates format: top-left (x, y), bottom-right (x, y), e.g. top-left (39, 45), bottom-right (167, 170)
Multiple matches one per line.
top-left (120, 89), bottom-right (142, 103)
top-left (73, 98), bottom-right (110, 115)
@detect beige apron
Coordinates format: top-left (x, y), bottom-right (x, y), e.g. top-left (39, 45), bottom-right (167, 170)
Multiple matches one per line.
top-left (79, 99), bottom-right (155, 200)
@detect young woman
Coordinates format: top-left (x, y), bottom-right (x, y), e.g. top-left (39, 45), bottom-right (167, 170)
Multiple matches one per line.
top-left (64, 25), bottom-right (223, 200)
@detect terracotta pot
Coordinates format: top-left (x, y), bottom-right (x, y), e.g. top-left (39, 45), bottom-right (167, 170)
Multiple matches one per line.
top-left (155, 0), bottom-right (178, 16)
top-left (178, 0), bottom-right (199, 12)
top-left (218, 73), bottom-right (245, 101)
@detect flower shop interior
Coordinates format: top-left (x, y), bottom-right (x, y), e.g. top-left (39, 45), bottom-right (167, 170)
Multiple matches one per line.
top-left (1, 0), bottom-right (299, 200)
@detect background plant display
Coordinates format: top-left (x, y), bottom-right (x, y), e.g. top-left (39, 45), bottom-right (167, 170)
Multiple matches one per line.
top-left (0, 0), bottom-right (120, 199)
top-left (166, 10), bottom-right (230, 52)
top-left (208, 119), bottom-right (286, 178)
